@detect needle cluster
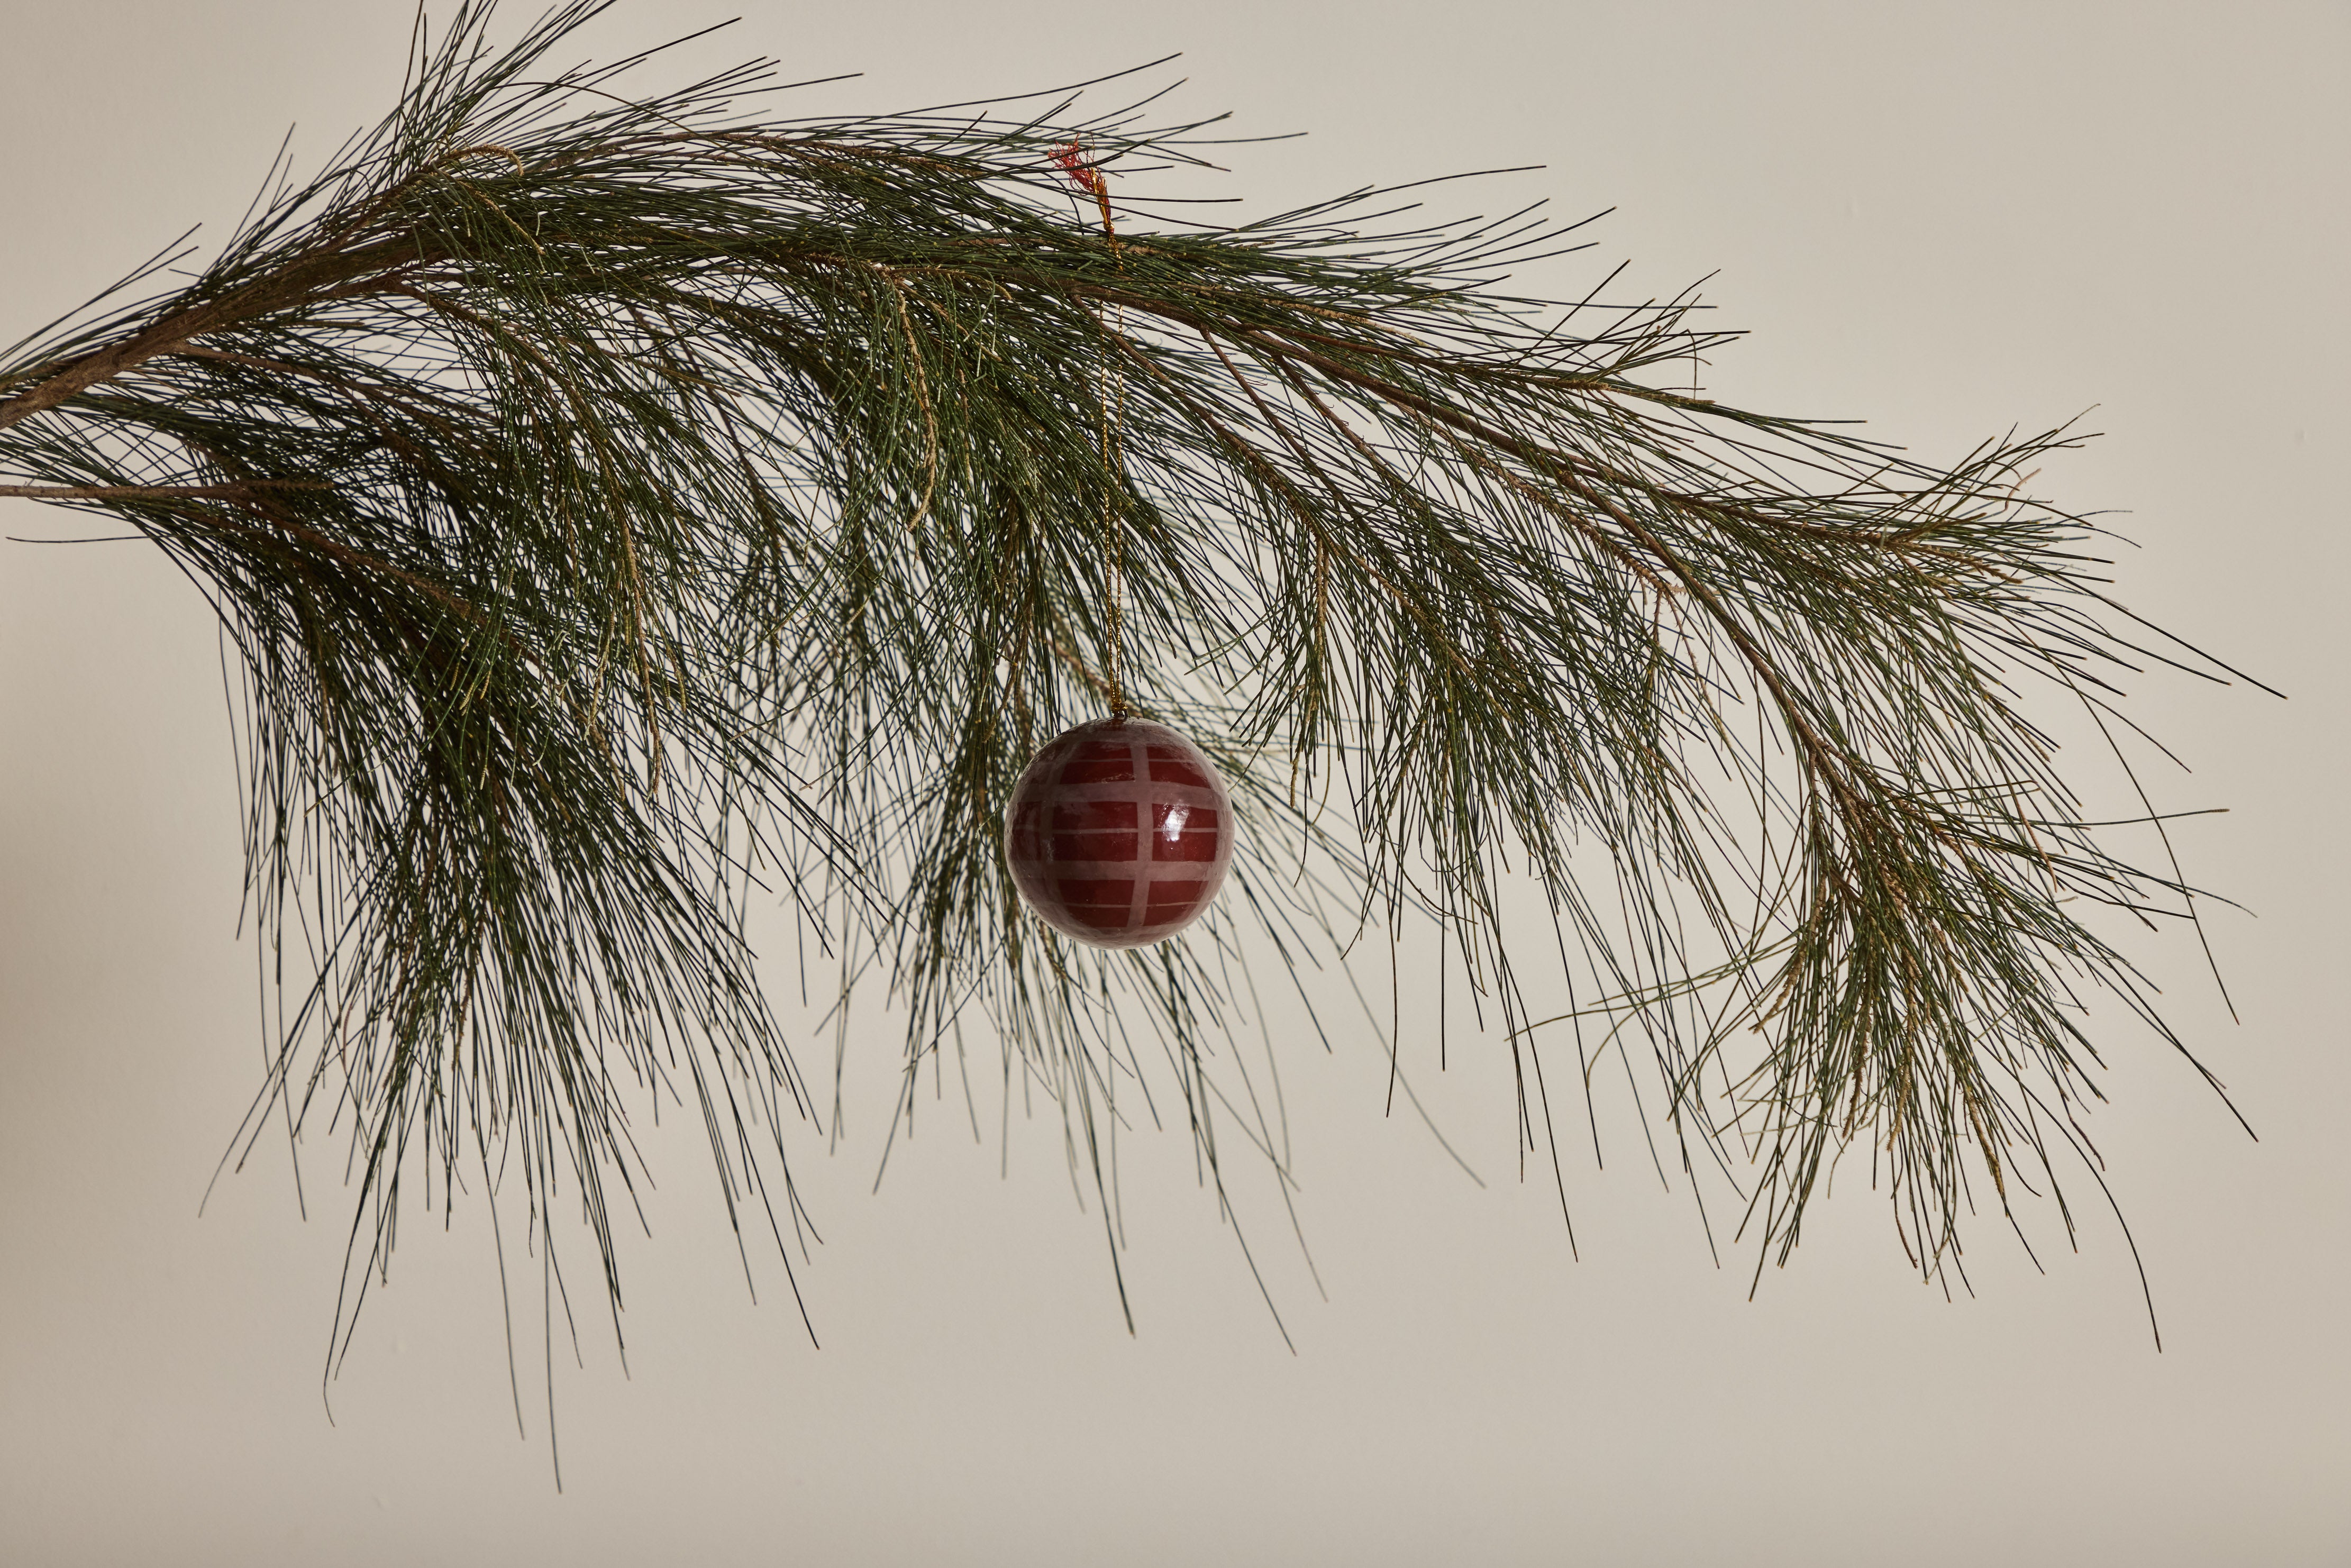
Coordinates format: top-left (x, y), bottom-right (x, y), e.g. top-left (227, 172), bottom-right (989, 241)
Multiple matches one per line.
top-left (0, 0), bottom-right (2250, 1353)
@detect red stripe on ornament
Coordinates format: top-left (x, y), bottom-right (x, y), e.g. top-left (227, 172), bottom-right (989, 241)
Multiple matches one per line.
top-left (1059, 741), bottom-right (1137, 784)
top-left (1007, 800), bottom-right (1043, 861)
top-left (1054, 877), bottom-right (1137, 932)
top-left (1145, 744), bottom-right (1212, 787)
top-left (1145, 880), bottom-right (1210, 915)
top-left (1049, 798), bottom-right (1139, 862)
top-left (1151, 803), bottom-right (1220, 861)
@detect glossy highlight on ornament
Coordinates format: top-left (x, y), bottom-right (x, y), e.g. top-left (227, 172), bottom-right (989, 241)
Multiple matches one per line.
top-left (1004, 718), bottom-right (1235, 947)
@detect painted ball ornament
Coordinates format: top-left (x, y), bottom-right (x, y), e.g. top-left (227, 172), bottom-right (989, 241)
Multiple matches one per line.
top-left (1003, 717), bottom-right (1235, 947)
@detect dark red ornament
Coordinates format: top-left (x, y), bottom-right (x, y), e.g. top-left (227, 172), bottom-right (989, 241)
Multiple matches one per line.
top-left (1003, 717), bottom-right (1235, 947)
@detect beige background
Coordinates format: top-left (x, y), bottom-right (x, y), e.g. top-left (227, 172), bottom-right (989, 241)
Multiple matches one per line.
top-left (3, 2), bottom-right (2345, 1563)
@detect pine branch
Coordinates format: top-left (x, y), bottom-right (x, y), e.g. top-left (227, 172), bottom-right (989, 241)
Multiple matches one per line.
top-left (0, 0), bottom-right (2251, 1360)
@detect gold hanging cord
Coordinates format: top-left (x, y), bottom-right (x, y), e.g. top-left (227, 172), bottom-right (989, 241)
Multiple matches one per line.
top-left (1053, 139), bottom-right (1129, 719)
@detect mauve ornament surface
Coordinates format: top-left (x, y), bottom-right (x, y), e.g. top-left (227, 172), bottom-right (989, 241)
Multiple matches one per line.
top-left (1003, 717), bottom-right (1236, 947)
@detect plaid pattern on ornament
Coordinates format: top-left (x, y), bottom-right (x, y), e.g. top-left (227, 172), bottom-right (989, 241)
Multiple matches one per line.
top-left (1004, 718), bottom-right (1234, 947)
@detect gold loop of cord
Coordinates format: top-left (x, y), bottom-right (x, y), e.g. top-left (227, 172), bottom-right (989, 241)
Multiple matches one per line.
top-left (1101, 296), bottom-right (1127, 719)
top-left (1065, 141), bottom-right (1129, 720)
